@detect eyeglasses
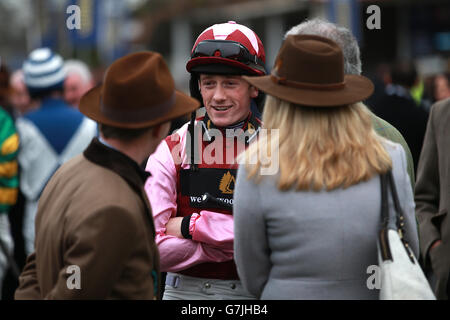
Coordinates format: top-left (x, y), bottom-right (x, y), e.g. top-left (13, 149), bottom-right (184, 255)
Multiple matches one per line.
top-left (191, 40), bottom-right (265, 69)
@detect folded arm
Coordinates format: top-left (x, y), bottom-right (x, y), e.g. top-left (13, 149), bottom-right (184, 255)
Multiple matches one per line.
top-left (145, 139), bottom-right (234, 273)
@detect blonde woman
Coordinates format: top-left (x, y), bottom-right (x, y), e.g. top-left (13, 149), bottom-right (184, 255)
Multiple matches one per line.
top-left (233, 35), bottom-right (419, 299)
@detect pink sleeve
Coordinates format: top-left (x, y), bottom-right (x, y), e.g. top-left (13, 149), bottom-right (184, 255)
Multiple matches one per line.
top-left (144, 132), bottom-right (233, 273)
top-left (189, 211), bottom-right (234, 251)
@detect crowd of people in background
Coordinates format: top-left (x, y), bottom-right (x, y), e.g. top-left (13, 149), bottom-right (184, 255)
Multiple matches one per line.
top-left (0, 50), bottom-right (98, 298)
top-left (0, 17), bottom-right (449, 300)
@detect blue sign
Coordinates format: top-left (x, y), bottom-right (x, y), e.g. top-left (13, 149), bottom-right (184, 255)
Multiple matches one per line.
top-left (67, 0), bottom-right (99, 46)
top-left (327, 0), bottom-right (362, 43)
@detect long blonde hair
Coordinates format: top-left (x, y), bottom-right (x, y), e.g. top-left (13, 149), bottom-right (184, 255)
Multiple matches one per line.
top-left (244, 95), bottom-right (392, 191)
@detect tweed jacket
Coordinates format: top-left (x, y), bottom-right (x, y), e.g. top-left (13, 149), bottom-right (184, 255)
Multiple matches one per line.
top-left (15, 138), bottom-right (160, 299)
top-left (234, 140), bottom-right (419, 300)
top-left (415, 98), bottom-right (450, 299)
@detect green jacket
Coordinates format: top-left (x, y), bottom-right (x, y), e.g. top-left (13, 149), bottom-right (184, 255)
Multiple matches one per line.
top-left (370, 112), bottom-right (415, 190)
top-left (0, 106), bottom-right (19, 213)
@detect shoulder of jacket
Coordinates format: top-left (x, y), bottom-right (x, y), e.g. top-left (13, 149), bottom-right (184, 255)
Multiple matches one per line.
top-left (68, 157), bottom-right (144, 207)
top-left (431, 98), bottom-right (450, 116)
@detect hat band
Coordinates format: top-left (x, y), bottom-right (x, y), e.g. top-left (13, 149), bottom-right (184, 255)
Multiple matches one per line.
top-left (100, 91), bottom-right (176, 124)
top-left (270, 74), bottom-right (345, 91)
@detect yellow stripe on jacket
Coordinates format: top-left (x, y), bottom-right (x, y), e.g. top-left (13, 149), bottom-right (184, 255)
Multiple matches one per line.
top-left (0, 187), bottom-right (18, 205)
top-left (1, 133), bottom-right (19, 156)
top-left (0, 160), bottom-right (18, 178)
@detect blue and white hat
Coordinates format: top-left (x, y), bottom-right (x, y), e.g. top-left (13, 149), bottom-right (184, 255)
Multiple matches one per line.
top-left (23, 48), bottom-right (66, 94)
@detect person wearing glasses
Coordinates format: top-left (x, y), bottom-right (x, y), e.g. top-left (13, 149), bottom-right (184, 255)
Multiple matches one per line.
top-left (144, 21), bottom-right (266, 299)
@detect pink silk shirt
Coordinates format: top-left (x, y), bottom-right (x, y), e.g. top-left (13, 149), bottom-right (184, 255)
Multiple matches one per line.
top-left (144, 123), bottom-right (235, 273)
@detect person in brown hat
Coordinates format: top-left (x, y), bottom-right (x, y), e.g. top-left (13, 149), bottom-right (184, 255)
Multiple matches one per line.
top-left (284, 18), bottom-right (416, 191)
top-left (233, 35), bottom-right (419, 299)
top-left (14, 51), bottom-right (199, 299)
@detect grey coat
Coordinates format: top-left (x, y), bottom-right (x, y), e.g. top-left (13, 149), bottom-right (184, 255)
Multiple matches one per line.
top-left (415, 98), bottom-right (450, 300)
top-left (234, 141), bottom-right (419, 300)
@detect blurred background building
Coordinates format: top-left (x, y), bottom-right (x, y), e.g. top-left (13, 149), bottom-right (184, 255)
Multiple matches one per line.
top-left (0, 0), bottom-right (449, 94)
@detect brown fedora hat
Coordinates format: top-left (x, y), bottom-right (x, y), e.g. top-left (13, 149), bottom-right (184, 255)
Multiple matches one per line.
top-left (79, 51), bottom-right (200, 128)
top-left (242, 34), bottom-right (374, 107)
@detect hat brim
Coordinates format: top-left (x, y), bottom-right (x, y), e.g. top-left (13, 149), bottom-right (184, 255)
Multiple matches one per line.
top-left (187, 57), bottom-right (264, 75)
top-left (79, 85), bottom-right (200, 129)
top-left (242, 74), bottom-right (374, 107)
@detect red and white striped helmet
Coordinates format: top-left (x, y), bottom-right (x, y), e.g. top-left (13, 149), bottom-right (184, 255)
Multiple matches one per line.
top-left (186, 21), bottom-right (266, 75)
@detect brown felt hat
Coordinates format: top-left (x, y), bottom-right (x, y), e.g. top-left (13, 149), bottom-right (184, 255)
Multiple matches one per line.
top-left (79, 51), bottom-right (200, 128)
top-left (242, 34), bottom-right (374, 107)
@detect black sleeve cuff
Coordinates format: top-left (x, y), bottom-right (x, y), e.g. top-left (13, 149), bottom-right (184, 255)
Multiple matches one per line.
top-left (181, 215), bottom-right (192, 239)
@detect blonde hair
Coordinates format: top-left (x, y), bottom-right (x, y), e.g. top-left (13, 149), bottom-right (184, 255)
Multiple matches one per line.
top-left (244, 95), bottom-right (392, 191)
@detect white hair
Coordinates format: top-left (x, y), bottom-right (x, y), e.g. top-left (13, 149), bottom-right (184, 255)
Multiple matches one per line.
top-left (285, 18), bottom-right (362, 76)
top-left (63, 59), bottom-right (93, 85)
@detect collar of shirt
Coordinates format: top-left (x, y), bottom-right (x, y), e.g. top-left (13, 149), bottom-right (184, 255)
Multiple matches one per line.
top-left (201, 111), bottom-right (261, 145)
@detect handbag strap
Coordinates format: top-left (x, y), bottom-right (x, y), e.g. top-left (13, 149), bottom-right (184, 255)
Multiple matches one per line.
top-left (380, 172), bottom-right (389, 229)
top-left (379, 172), bottom-right (392, 261)
top-left (379, 169), bottom-right (415, 262)
top-left (388, 170), bottom-right (407, 238)
top-left (380, 171), bottom-right (406, 234)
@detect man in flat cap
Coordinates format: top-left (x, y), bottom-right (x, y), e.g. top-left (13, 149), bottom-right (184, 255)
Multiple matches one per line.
top-left (14, 52), bottom-right (199, 299)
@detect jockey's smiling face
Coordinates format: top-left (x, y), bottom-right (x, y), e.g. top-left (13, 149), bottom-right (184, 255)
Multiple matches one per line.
top-left (199, 74), bottom-right (258, 127)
